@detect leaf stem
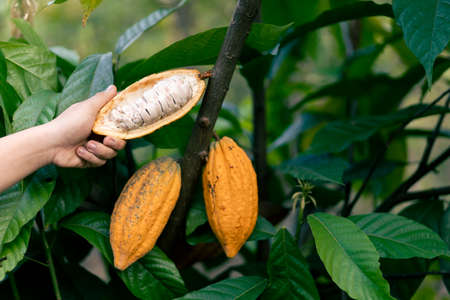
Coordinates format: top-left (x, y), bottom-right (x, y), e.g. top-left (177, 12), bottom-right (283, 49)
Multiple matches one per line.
top-left (40, 225), bottom-right (62, 300)
top-left (9, 273), bottom-right (20, 300)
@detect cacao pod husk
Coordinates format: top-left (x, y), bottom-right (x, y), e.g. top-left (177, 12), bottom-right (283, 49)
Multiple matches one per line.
top-left (93, 68), bottom-right (207, 139)
top-left (202, 136), bottom-right (258, 257)
top-left (110, 156), bottom-right (181, 270)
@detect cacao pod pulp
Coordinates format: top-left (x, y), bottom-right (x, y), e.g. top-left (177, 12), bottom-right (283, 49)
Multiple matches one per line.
top-left (93, 68), bottom-right (207, 139)
top-left (110, 157), bottom-right (181, 270)
top-left (202, 137), bottom-right (258, 257)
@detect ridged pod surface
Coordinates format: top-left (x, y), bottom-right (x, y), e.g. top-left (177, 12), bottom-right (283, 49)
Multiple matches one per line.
top-left (202, 137), bottom-right (258, 257)
top-left (93, 68), bottom-right (207, 139)
top-left (110, 157), bottom-right (181, 270)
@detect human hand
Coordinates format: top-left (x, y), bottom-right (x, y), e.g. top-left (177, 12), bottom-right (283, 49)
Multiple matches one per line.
top-left (48, 85), bottom-right (126, 168)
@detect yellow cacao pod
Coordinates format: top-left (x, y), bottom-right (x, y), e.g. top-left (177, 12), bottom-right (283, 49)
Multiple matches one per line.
top-left (202, 136), bottom-right (258, 257)
top-left (110, 156), bottom-right (181, 270)
top-left (93, 68), bottom-right (207, 139)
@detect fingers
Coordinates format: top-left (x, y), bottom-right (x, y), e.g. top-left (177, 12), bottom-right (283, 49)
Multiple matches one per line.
top-left (77, 146), bottom-right (106, 167)
top-left (86, 141), bottom-right (117, 160)
top-left (76, 137), bottom-right (126, 168)
top-left (103, 136), bottom-right (126, 151)
top-left (88, 85), bottom-right (117, 111)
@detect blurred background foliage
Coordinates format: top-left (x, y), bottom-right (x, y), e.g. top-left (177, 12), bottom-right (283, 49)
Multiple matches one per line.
top-left (0, 0), bottom-right (449, 298)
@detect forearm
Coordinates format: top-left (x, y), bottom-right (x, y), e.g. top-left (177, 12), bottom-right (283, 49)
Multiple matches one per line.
top-left (0, 123), bottom-right (56, 192)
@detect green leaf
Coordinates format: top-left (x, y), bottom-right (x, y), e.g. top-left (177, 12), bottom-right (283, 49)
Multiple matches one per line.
top-left (50, 46), bottom-right (80, 66)
top-left (262, 0), bottom-right (320, 26)
top-left (440, 207), bottom-right (450, 293)
top-left (268, 113), bottom-right (327, 152)
top-left (119, 247), bottom-right (187, 299)
top-left (308, 213), bottom-right (394, 300)
top-left (263, 228), bottom-right (319, 300)
top-left (400, 200), bottom-right (444, 233)
top-left (61, 211), bottom-right (113, 263)
top-left (121, 23), bottom-right (290, 87)
top-left (350, 213), bottom-right (450, 259)
top-left (278, 154), bottom-right (349, 185)
top-left (144, 114), bottom-right (194, 149)
top-left (12, 90), bottom-right (59, 132)
top-left (43, 170), bottom-right (90, 227)
top-left (307, 104), bottom-right (450, 155)
top-left (114, 0), bottom-right (188, 55)
top-left (282, 2), bottom-right (393, 46)
top-left (0, 50), bottom-right (6, 80)
top-left (0, 166), bottom-right (56, 246)
top-left (62, 211), bottom-right (187, 297)
top-left (0, 222), bottom-right (32, 281)
top-left (187, 216), bottom-right (276, 246)
top-left (185, 195), bottom-right (207, 236)
top-left (176, 276), bottom-right (267, 300)
top-left (0, 42), bottom-right (57, 98)
top-left (392, 0), bottom-right (450, 85)
top-left (11, 19), bottom-right (47, 49)
top-left (0, 80), bottom-right (22, 134)
top-left (57, 53), bottom-right (113, 114)
top-left (80, 0), bottom-right (104, 25)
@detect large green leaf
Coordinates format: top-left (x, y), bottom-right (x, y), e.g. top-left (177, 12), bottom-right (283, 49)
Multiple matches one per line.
top-left (61, 211), bottom-right (113, 263)
top-left (262, 228), bottom-right (319, 300)
top-left (114, 0), bottom-right (188, 55)
top-left (399, 200), bottom-right (444, 233)
top-left (440, 207), bottom-right (450, 293)
top-left (308, 213), bottom-right (394, 300)
top-left (0, 42), bottom-right (57, 99)
top-left (0, 50), bottom-right (6, 81)
top-left (306, 105), bottom-right (450, 155)
top-left (187, 216), bottom-right (276, 246)
top-left (119, 247), bottom-right (187, 299)
top-left (11, 19), bottom-right (47, 49)
top-left (185, 194), bottom-right (207, 236)
top-left (393, 0), bottom-right (450, 85)
top-left (12, 90), bottom-right (59, 132)
top-left (0, 222), bottom-right (32, 281)
top-left (121, 23), bottom-right (290, 87)
top-left (57, 53), bottom-right (113, 114)
top-left (261, 0), bottom-right (320, 26)
top-left (176, 276), bottom-right (267, 300)
top-left (350, 213), bottom-right (450, 259)
top-left (278, 154), bottom-right (349, 185)
top-left (62, 211), bottom-right (187, 298)
top-left (144, 114), bottom-right (194, 149)
top-left (0, 80), bottom-right (21, 134)
top-left (43, 170), bottom-right (90, 227)
top-left (0, 166), bottom-right (56, 246)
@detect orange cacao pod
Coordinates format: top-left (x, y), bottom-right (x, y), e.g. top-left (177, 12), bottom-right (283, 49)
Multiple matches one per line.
top-left (110, 157), bottom-right (181, 270)
top-left (202, 136), bottom-right (258, 257)
top-left (93, 68), bottom-right (207, 139)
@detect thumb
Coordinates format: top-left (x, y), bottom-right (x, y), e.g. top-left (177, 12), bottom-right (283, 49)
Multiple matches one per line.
top-left (88, 85), bottom-right (117, 111)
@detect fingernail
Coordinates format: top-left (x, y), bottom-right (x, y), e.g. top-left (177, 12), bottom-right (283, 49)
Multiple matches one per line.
top-left (78, 147), bottom-right (85, 155)
top-left (107, 137), bottom-right (115, 145)
top-left (87, 142), bottom-right (96, 151)
top-left (106, 85), bottom-right (115, 93)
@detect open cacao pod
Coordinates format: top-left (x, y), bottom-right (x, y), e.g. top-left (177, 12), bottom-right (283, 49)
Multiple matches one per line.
top-left (93, 68), bottom-right (207, 139)
top-left (110, 156), bottom-right (181, 270)
top-left (202, 136), bottom-right (258, 257)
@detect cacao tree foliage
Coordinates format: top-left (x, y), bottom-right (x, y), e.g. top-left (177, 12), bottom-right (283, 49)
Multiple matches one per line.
top-left (0, 0), bottom-right (449, 299)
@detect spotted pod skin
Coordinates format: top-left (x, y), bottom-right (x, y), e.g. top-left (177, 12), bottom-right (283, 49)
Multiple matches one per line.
top-left (110, 157), bottom-right (181, 270)
top-left (202, 137), bottom-right (258, 258)
top-left (93, 68), bottom-right (206, 139)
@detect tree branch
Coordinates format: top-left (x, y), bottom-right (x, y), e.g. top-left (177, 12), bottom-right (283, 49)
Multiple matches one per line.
top-left (342, 88), bottom-right (450, 216)
top-left (159, 0), bottom-right (261, 254)
top-left (395, 186), bottom-right (450, 203)
top-left (376, 146), bottom-right (450, 212)
top-left (385, 271), bottom-right (450, 279)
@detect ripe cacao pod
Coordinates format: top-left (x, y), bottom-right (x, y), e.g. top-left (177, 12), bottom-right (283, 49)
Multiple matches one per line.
top-left (110, 156), bottom-right (181, 270)
top-left (202, 136), bottom-right (258, 257)
top-left (93, 68), bottom-right (207, 139)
